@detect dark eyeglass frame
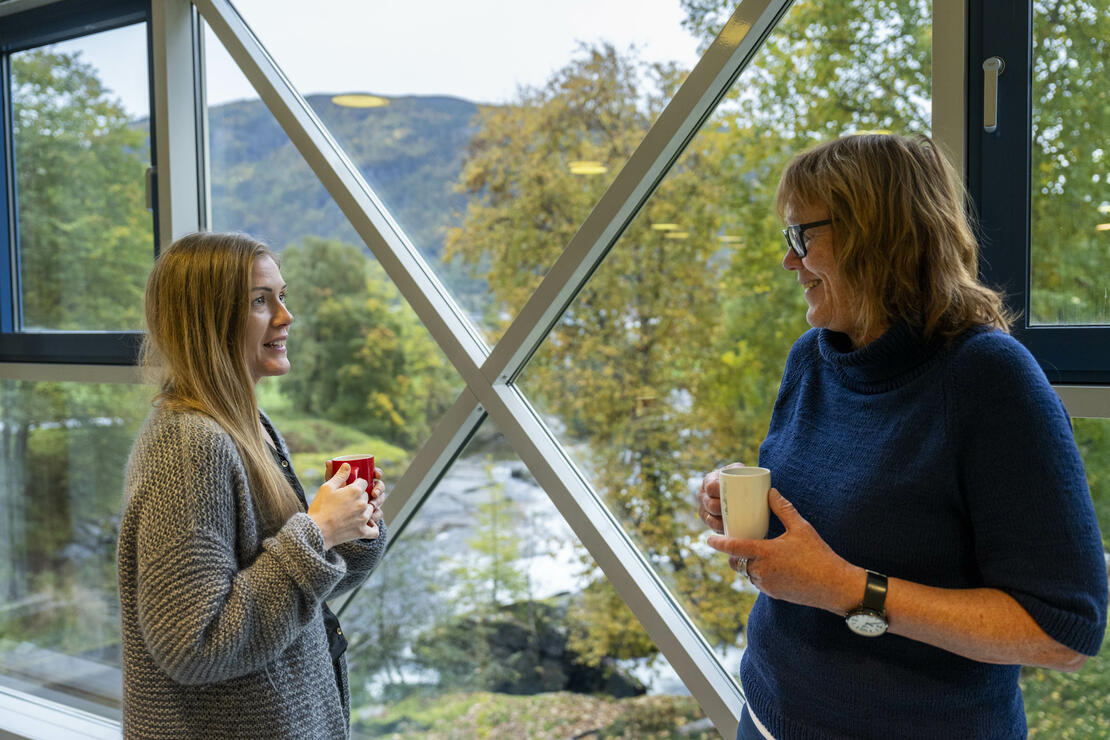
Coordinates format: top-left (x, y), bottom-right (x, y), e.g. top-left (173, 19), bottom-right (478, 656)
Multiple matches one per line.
top-left (782, 218), bottom-right (832, 258)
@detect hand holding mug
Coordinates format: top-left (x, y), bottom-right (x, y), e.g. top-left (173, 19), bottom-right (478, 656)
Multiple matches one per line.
top-left (707, 489), bottom-right (861, 614)
top-left (326, 453), bottom-right (384, 524)
top-left (308, 463), bottom-right (377, 549)
top-left (698, 461), bottom-right (749, 533)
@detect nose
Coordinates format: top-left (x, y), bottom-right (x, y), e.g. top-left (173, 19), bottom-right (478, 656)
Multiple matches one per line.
top-left (782, 246), bottom-right (802, 271)
top-left (275, 302), bottom-right (294, 326)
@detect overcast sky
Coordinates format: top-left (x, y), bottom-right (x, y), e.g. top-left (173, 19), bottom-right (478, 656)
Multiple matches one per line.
top-left (61, 0), bottom-right (704, 117)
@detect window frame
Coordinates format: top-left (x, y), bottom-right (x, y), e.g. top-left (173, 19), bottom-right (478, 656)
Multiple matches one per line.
top-left (969, 0), bottom-right (1110, 385)
top-left (0, 0), bottom-right (154, 364)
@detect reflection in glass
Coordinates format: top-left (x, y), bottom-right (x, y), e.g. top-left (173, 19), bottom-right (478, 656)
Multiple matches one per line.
top-left (12, 24), bottom-right (153, 332)
top-left (1030, 1), bottom-right (1110, 324)
top-left (0, 381), bottom-right (149, 715)
top-left (340, 420), bottom-right (711, 738)
top-left (508, 0), bottom-right (931, 683)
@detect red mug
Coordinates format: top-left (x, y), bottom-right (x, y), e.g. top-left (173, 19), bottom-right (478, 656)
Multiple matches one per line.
top-left (325, 454), bottom-right (375, 491)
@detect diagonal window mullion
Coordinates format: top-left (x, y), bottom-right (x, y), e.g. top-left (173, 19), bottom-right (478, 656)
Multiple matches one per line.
top-left (334, 387), bottom-right (487, 618)
top-left (481, 0), bottom-right (796, 387)
top-left (474, 382), bottom-right (742, 733)
top-left (193, 0), bottom-right (491, 390)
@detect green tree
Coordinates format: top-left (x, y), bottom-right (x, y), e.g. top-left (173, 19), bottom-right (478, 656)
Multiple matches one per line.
top-left (1026, 1), bottom-right (1110, 323)
top-left (453, 464), bottom-right (530, 613)
top-left (446, 44), bottom-right (761, 661)
top-left (277, 237), bottom-right (458, 448)
top-left (446, 0), bottom-right (942, 666)
top-left (12, 48), bottom-right (152, 330)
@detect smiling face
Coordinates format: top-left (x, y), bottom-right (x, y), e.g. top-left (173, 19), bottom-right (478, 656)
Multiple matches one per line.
top-left (244, 255), bottom-right (293, 385)
top-left (781, 200), bottom-right (875, 347)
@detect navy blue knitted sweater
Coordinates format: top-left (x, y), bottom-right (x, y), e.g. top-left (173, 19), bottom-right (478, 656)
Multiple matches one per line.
top-left (742, 324), bottom-right (1107, 740)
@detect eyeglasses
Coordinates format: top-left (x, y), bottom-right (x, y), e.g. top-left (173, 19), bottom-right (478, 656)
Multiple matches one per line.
top-left (782, 218), bottom-right (832, 259)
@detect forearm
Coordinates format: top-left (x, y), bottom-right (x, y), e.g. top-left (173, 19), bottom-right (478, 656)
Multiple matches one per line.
top-left (138, 514), bottom-right (346, 684)
top-left (828, 566), bottom-right (1088, 671)
top-left (329, 520), bottom-right (388, 598)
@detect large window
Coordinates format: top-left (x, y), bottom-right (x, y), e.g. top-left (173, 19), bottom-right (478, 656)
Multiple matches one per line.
top-left (0, 0), bottom-right (153, 363)
top-left (2, 1), bottom-right (1109, 737)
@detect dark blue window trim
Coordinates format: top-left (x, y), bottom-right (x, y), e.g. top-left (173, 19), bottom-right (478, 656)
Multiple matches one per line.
top-left (0, 0), bottom-right (154, 365)
top-left (0, 0), bottom-right (148, 52)
top-left (969, 0), bottom-right (1110, 385)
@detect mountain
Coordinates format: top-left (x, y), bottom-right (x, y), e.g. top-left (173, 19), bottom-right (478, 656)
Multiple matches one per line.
top-left (208, 93), bottom-right (480, 264)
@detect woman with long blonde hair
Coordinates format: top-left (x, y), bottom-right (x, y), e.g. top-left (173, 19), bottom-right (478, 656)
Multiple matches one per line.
top-left (696, 135), bottom-right (1105, 739)
top-left (117, 232), bottom-right (386, 738)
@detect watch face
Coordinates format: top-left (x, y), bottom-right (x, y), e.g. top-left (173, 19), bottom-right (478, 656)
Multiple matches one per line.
top-left (846, 610), bottom-right (888, 637)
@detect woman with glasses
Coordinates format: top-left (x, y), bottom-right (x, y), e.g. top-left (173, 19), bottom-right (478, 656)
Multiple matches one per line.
top-left (696, 134), bottom-right (1106, 739)
top-left (117, 232), bottom-right (386, 738)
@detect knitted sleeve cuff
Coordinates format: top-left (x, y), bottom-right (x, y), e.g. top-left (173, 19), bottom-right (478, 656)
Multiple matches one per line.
top-left (268, 513), bottom-right (347, 600)
top-left (328, 520), bottom-right (388, 598)
top-left (1007, 589), bottom-right (1108, 656)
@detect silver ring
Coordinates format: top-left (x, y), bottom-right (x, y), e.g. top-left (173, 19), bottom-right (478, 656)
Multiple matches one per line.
top-left (739, 558), bottom-right (749, 577)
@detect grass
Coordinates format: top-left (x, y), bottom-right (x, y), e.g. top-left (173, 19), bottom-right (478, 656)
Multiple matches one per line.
top-left (257, 380), bottom-right (409, 484)
top-left (1022, 641), bottom-right (1110, 738)
top-left (351, 690), bottom-right (715, 740)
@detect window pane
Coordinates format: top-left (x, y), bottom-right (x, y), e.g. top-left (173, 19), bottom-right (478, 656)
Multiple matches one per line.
top-left (209, 0), bottom-right (701, 342)
top-left (340, 419), bottom-right (712, 738)
top-left (0, 380), bottom-right (149, 717)
top-left (1020, 416), bottom-right (1110, 735)
top-left (505, 0), bottom-right (931, 679)
top-left (1029, 1), bottom-right (1110, 325)
top-left (12, 23), bottom-right (153, 332)
top-left (206, 31), bottom-right (464, 463)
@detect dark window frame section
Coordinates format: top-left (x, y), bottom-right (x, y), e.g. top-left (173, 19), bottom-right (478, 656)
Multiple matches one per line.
top-left (0, 0), bottom-right (153, 364)
top-left (969, 0), bottom-right (1110, 385)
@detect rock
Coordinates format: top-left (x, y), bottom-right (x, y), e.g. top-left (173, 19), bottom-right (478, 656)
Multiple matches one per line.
top-left (412, 598), bottom-right (646, 698)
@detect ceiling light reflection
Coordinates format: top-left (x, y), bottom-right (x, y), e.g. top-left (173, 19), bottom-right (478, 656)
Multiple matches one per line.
top-left (331, 93), bottom-right (390, 108)
top-left (569, 160), bottom-right (607, 175)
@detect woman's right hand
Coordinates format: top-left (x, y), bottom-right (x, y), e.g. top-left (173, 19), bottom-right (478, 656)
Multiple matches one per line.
top-left (698, 461), bottom-right (747, 533)
top-left (307, 463), bottom-right (377, 549)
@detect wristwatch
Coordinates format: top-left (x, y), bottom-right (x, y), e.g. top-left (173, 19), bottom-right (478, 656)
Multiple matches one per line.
top-left (845, 570), bottom-right (888, 637)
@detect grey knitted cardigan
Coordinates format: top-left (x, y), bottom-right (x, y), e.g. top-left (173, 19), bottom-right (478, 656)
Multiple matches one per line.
top-left (117, 406), bottom-right (387, 739)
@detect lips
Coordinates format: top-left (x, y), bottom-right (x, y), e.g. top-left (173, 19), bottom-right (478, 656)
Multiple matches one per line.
top-left (263, 338), bottom-right (287, 349)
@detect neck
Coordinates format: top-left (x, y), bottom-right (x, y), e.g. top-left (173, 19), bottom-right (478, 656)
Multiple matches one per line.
top-left (849, 322), bottom-right (889, 349)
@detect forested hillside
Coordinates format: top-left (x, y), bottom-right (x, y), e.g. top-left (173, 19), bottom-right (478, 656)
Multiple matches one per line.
top-left (210, 93), bottom-right (476, 255)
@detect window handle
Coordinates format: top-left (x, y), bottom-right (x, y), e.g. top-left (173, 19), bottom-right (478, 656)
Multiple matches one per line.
top-left (982, 56), bottom-right (1005, 133)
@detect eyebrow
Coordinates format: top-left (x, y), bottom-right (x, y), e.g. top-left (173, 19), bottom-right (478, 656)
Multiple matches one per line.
top-left (250, 285), bottom-right (287, 292)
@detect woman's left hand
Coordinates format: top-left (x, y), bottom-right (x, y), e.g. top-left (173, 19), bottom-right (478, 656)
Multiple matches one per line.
top-left (707, 488), bottom-right (862, 615)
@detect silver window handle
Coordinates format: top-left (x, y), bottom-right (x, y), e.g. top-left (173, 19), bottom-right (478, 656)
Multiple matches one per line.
top-left (982, 56), bottom-right (1005, 133)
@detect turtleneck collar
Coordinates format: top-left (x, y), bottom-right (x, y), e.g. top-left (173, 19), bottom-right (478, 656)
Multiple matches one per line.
top-left (816, 322), bottom-right (946, 392)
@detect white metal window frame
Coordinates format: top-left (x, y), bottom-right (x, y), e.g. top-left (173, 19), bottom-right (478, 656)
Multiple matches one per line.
top-left (2, 0), bottom-right (1109, 737)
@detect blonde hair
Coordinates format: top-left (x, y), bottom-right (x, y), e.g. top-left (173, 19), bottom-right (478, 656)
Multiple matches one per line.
top-left (775, 134), bottom-right (1013, 341)
top-left (141, 232), bottom-right (301, 534)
